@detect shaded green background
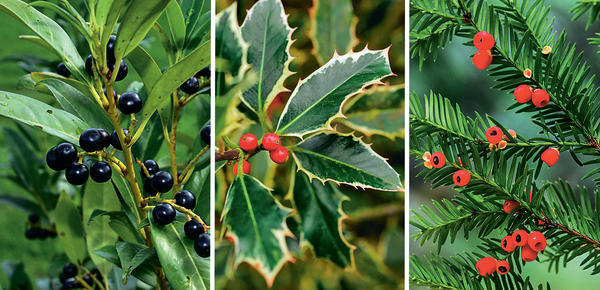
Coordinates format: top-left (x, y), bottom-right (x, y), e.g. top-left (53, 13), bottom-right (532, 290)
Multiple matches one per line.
top-left (410, 0), bottom-right (600, 288)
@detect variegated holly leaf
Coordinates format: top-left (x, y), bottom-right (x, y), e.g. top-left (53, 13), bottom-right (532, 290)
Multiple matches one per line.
top-left (240, 0), bottom-right (293, 118)
top-left (293, 171), bottom-right (354, 268)
top-left (291, 132), bottom-right (402, 191)
top-left (216, 4), bottom-right (248, 81)
top-left (337, 85), bottom-right (404, 140)
top-left (222, 174), bottom-right (292, 287)
top-left (309, 0), bottom-right (356, 64)
top-left (277, 48), bottom-right (392, 137)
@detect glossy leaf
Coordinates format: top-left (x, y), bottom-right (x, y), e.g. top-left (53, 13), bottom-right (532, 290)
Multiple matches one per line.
top-left (38, 79), bottom-right (112, 129)
top-left (83, 182), bottom-right (120, 279)
top-left (0, 91), bottom-right (87, 143)
top-left (30, 72), bottom-right (91, 97)
top-left (240, 0), bottom-right (293, 117)
top-left (277, 48), bottom-right (392, 137)
top-left (149, 212), bottom-right (209, 290)
top-left (55, 191), bottom-right (87, 264)
top-left (94, 245), bottom-right (158, 287)
top-left (115, 241), bottom-right (157, 282)
top-left (127, 46), bottom-right (162, 93)
top-left (216, 4), bottom-right (248, 78)
top-left (89, 209), bottom-right (143, 244)
top-left (222, 175), bottom-right (292, 286)
top-left (99, 0), bottom-right (127, 50)
top-left (114, 0), bottom-right (171, 60)
top-left (0, 0), bottom-right (87, 81)
top-left (293, 171), bottom-right (354, 268)
top-left (339, 85), bottom-right (404, 140)
top-left (182, 0), bottom-right (210, 54)
top-left (310, 0), bottom-right (355, 63)
top-left (164, 0), bottom-right (186, 50)
top-left (185, 166), bottom-right (210, 223)
top-left (292, 132), bottom-right (402, 191)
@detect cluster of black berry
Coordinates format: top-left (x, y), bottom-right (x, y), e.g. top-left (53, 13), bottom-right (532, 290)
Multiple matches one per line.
top-left (152, 201), bottom-right (210, 258)
top-left (141, 160), bottom-right (174, 196)
top-left (59, 263), bottom-right (103, 289)
top-left (57, 35), bottom-right (128, 82)
top-left (24, 213), bottom-right (56, 240)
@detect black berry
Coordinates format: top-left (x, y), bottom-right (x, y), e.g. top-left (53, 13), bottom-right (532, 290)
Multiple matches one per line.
top-left (98, 129), bottom-right (111, 148)
top-left (152, 171), bottom-right (173, 193)
top-left (107, 35), bottom-right (117, 63)
top-left (201, 125), bottom-right (210, 145)
top-left (62, 263), bottom-right (78, 278)
top-left (28, 213), bottom-right (39, 223)
top-left (25, 228), bottom-right (37, 239)
top-left (79, 128), bottom-right (104, 152)
top-left (180, 77), bottom-right (199, 94)
top-left (59, 272), bottom-right (68, 283)
top-left (144, 160), bottom-right (159, 176)
top-left (144, 176), bottom-right (158, 196)
top-left (111, 59), bottom-right (128, 81)
top-left (184, 219), bottom-right (204, 240)
top-left (195, 66), bottom-right (210, 78)
top-left (118, 92), bottom-right (142, 114)
top-left (57, 62), bottom-right (71, 77)
top-left (38, 229), bottom-right (49, 240)
top-left (82, 274), bottom-right (93, 286)
top-left (85, 54), bottom-right (93, 75)
top-left (90, 161), bottom-right (112, 183)
top-left (65, 163), bottom-right (89, 185)
top-left (175, 190), bottom-right (196, 210)
top-left (194, 233), bottom-right (210, 258)
top-left (103, 88), bottom-right (117, 98)
top-left (46, 147), bottom-right (65, 170)
top-left (110, 129), bottom-right (128, 150)
top-left (152, 203), bottom-right (175, 225)
top-left (62, 277), bottom-right (81, 289)
top-left (56, 143), bottom-right (78, 165)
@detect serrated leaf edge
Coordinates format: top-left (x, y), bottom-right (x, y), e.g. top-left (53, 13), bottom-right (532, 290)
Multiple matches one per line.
top-left (308, 0), bottom-right (359, 64)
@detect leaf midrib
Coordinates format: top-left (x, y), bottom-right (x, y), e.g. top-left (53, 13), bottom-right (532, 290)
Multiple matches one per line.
top-left (239, 175), bottom-right (269, 265)
top-left (256, 5), bottom-right (274, 115)
top-left (167, 223), bottom-right (206, 290)
top-left (293, 147), bottom-right (399, 189)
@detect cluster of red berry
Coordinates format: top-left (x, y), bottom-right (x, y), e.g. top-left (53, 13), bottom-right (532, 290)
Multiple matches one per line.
top-left (235, 133), bottom-right (289, 175)
top-left (476, 257), bottom-right (510, 276)
top-left (471, 31), bottom-right (495, 70)
top-left (514, 84), bottom-right (549, 108)
top-left (501, 230), bottom-right (547, 261)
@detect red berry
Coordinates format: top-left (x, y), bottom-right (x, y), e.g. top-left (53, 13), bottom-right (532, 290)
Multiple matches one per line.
top-left (239, 133), bottom-right (258, 151)
top-left (503, 200), bottom-right (520, 214)
top-left (475, 257), bottom-right (497, 276)
top-left (473, 31), bottom-right (495, 50)
top-left (501, 235), bottom-right (517, 252)
top-left (521, 244), bottom-right (538, 262)
top-left (532, 89), bottom-right (550, 108)
top-left (541, 148), bottom-right (559, 167)
top-left (512, 229), bottom-right (528, 247)
top-left (527, 231), bottom-right (547, 252)
top-left (486, 126), bottom-right (503, 145)
top-left (472, 50), bottom-right (492, 70)
top-left (496, 260), bottom-right (510, 275)
top-left (452, 169), bottom-right (471, 186)
top-left (262, 133), bottom-right (281, 151)
top-left (269, 146), bottom-right (289, 164)
top-left (514, 84), bottom-right (533, 103)
top-left (430, 152), bottom-right (446, 168)
top-left (233, 160), bottom-right (251, 175)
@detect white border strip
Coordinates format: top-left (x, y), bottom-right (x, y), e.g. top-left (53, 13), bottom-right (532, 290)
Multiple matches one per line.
top-left (404, 0), bottom-right (410, 287)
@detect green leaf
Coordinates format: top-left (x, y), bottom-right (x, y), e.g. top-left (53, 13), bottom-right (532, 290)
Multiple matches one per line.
top-left (215, 4), bottom-right (248, 78)
top-left (2, 262), bottom-right (33, 290)
top-left (240, 0), bottom-right (293, 117)
top-left (99, 0), bottom-right (127, 50)
top-left (293, 171), bottom-right (354, 268)
top-left (338, 85), bottom-right (405, 140)
top-left (182, 0), bottom-right (210, 54)
top-left (115, 241), bottom-right (157, 282)
top-left (0, 194), bottom-right (43, 216)
top-left (291, 132), bottom-right (402, 191)
top-left (89, 209), bottom-right (143, 244)
top-left (30, 72), bottom-right (91, 97)
top-left (0, 91), bottom-right (87, 143)
top-left (127, 46), bottom-right (162, 93)
top-left (277, 48), bottom-right (392, 137)
top-left (83, 182), bottom-right (120, 279)
top-left (114, 0), bottom-right (171, 60)
top-left (0, 0), bottom-right (87, 81)
top-left (164, 0), bottom-right (186, 50)
top-left (310, 0), bottom-right (355, 64)
top-left (55, 191), bottom-right (87, 264)
top-left (38, 79), bottom-right (112, 130)
top-left (222, 175), bottom-right (292, 286)
top-left (149, 212), bottom-right (209, 290)
top-left (184, 166), bottom-right (210, 223)
top-left (137, 40), bottom-right (210, 135)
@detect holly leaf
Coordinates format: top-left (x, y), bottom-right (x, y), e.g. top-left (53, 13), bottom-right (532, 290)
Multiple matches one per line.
top-left (222, 174), bottom-right (293, 287)
top-left (149, 212), bottom-right (209, 290)
top-left (0, 0), bottom-right (88, 81)
top-left (309, 0), bottom-right (356, 64)
top-left (216, 4), bottom-right (248, 80)
top-left (276, 48), bottom-right (393, 137)
top-left (239, 0), bottom-right (293, 118)
top-left (55, 191), bottom-right (87, 264)
top-left (291, 132), bottom-right (402, 191)
top-left (0, 91), bottom-right (87, 143)
top-left (83, 182), bottom-right (120, 279)
top-left (337, 85), bottom-right (405, 140)
top-left (293, 171), bottom-right (355, 268)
